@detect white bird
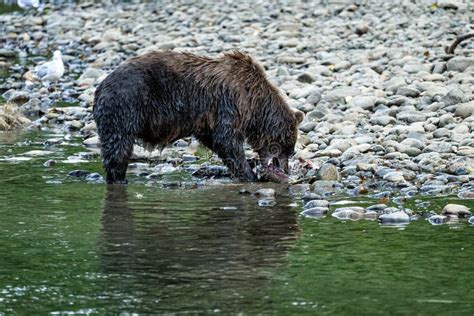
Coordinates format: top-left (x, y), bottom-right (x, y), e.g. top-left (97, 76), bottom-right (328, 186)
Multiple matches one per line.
top-left (34, 50), bottom-right (65, 86)
top-left (17, 0), bottom-right (40, 9)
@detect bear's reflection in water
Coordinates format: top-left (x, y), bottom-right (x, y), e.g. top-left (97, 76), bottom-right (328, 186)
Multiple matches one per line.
top-left (97, 185), bottom-right (299, 310)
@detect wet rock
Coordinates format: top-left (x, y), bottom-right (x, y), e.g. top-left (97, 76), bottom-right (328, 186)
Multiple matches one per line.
top-left (364, 211), bottom-right (378, 220)
top-left (441, 204), bottom-right (471, 217)
top-left (43, 159), bottom-right (57, 167)
top-left (378, 211), bottom-right (409, 224)
top-left (68, 169), bottom-right (91, 178)
top-left (85, 172), bottom-right (104, 182)
top-left (300, 207), bottom-right (328, 218)
top-left (258, 198), bottom-right (276, 207)
top-left (22, 150), bottom-right (53, 157)
top-left (428, 215), bottom-right (447, 226)
top-left (458, 190), bottom-right (474, 199)
top-left (288, 184), bottom-right (310, 196)
top-left (303, 199), bottom-right (329, 209)
top-left (469, 216), bottom-right (474, 225)
top-left (332, 207), bottom-right (364, 220)
top-left (255, 188), bottom-right (275, 197)
top-left (192, 165), bottom-right (230, 178)
top-left (83, 135), bottom-right (100, 147)
top-left (367, 204), bottom-right (387, 212)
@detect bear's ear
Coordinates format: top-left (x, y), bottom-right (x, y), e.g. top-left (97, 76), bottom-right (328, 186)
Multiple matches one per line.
top-left (294, 110), bottom-right (304, 124)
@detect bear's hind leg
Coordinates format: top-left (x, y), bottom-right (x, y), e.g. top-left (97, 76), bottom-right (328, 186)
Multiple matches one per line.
top-left (100, 134), bottom-right (134, 184)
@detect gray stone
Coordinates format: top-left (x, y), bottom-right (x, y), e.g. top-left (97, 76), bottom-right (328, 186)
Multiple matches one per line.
top-left (299, 122), bottom-right (317, 133)
top-left (383, 171), bottom-right (405, 183)
top-left (396, 86), bottom-right (420, 98)
top-left (438, 113), bottom-right (456, 127)
top-left (300, 207), bottom-right (328, 218)
top-left (384, 76), bottom-right (406, 93)
top-left (318, 163), bottom-right (340, 181)
top-left (297, 73), bottom-right (315, 84)
top-left (441, 88), bottom-right (465, 106)
top-left (425, 142), bottom-right (452, 153)
top-left (304, 200), bottom-right (330, 209)
top-left (288, 184), bottom-right (310, 196)
top-left (370, 115), bottom-right (396, 126)
top-left (306, 89), bottom-right (322, 105)
top-left (325, 87), bottom-right (360, 103)
top-left (79, 67), bottom-right (106, 81)
top-left (396, 111), bottom-right (426, 123)
top-left (22, 150), bottom-right (54, 157)
top-left (255, 188), bottom-right (276, 197)
top-left (379, 211), bottom-right (410, 224)
top-left (428, 215), bottom-right (447, 225)
top-left (83, 135), bottom-right (100, 147)
top-left (332, 208), bottom-right (364, 220)
top-left (349, 95), bottom-right (377, 110)
top-left (437, 0), bottom-right (464, 9)
top-left (446, 57), bottom-right (474, 72)
top-left (469, 216), bottom-right (474, 225)
top-left (355, 23), bottom-right (369, 35)
top-left (401, 138), bottom-right (424, 150)
top-left (455, 101), bottom-right (474, 118)
top-left (258, 198), bottom-right (276, 207)
top-left (441, 204), bottom-right (471, 217)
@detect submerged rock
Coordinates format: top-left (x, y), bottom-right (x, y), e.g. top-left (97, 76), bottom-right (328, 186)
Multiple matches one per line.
top-left (258, 198), bottom-right (276, 207)
top-left (332, 208), bottom-right (364, 220)
top-left (469, 216), bottom-right (474, 225)
top-left (303, 199), bottom-right (329, 209)
top-left (300, 207), bottom-right (328, 218)
top-left (68, 169), bottom-right (91, 178)
top-left (428, 215), bottom-right (447, 226)
top-left (255, 188), bottom-right (276, 197)
top-left (378, 211), bottom-right (410, 224)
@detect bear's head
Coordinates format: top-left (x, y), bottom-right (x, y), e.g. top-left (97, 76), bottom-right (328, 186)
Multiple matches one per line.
top-left (258, 110), bottom-right (304, 174)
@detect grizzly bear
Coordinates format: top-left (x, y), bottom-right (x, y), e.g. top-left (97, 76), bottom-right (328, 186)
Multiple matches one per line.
top-left (93, 50), bottom-right (303, 184)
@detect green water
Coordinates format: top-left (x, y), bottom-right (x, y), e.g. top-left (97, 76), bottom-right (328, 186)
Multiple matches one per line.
top-left (1, 130), bottom-right (473, 314)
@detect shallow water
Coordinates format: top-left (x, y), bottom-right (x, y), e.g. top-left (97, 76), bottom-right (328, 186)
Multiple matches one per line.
top-left (1, 130), bottom-right (474, 314)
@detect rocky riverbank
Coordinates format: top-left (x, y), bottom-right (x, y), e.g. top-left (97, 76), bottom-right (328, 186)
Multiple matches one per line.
top-left (0, 0), bottom-right (473, 206)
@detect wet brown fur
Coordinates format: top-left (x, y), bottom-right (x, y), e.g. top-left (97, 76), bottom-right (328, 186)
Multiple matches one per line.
top-left (93, 50), bottom-right (303, 183)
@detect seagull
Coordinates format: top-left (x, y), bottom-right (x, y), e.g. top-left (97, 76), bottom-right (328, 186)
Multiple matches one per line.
top-left (17, 0), bottom-right (41, 10)
top-left (34, 50), bottom-right (65, 87)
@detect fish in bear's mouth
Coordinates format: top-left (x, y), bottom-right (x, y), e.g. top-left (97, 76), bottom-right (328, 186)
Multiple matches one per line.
top-left (256, 156), bottom-right (290, 183)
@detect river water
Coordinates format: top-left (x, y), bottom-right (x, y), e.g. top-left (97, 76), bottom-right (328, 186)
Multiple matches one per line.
top-left (1, 130), bottom-right (473, 314)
